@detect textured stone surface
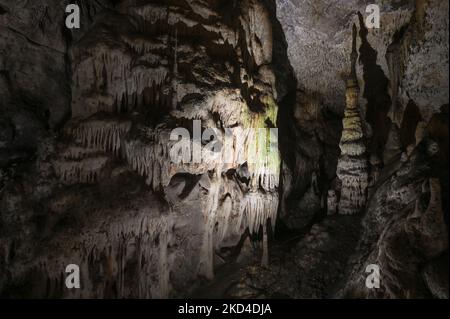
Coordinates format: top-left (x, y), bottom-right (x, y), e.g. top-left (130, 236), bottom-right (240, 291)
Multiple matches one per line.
top-left (0, 0), bottom-right (448, 299)
top-left (0, 0), bottom-right (290, 298)
top-left (277, 0), bottom-right (448, 227)
top-left (338, 149), bottom-right (448, 298)
top-left (335, 32), bottom-right (369, 215)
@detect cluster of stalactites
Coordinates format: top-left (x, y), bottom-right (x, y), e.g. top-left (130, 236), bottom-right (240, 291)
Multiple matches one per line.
top-left (54, 157), bottom-right (109, 185)
top-left (241, 192), bottom-right (278, 235)
top-left (11, 213), bottom-right (175, 298)
top-left (86, 212), bottom-right (174, 298)
top-left (57, 119), bottom-right (281, 197)
top-left (71, 49), bottom-right (169, 118)
top-left (69, 119), bottom-right (132, 155)
top-left (200, 173), bottom-right (279, 278)
top-left (123, 135), bottom-right (173, 190)
top-left (245, 128), bottom-right (280, 192)
top-left (55, 119), bottom-right (132, 184)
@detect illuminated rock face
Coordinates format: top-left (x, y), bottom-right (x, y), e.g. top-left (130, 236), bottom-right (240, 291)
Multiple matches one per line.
top-left (1, 0), bottom-right (448, 300)
top-left (336, 78), bottom-right (368, 215)
top-left (61, 0), bottom-right (282, 288)
top-left (0, 0), bottom-right (287, 298)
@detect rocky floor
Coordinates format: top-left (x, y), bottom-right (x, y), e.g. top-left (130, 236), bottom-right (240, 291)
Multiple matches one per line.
top-left (192, 215), bottom-right (362, 299)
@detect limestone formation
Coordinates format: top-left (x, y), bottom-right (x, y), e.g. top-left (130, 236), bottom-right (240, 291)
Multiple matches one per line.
top-left (336, 26), bottom-right (369, 215)
top-left (0, 0), bottom-right (285, 298)
top-left (0, 0), bottom-right (448, 300)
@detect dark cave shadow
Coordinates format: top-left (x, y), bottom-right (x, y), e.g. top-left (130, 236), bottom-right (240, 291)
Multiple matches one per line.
top-left (357, 12), bottom-right (392, 159)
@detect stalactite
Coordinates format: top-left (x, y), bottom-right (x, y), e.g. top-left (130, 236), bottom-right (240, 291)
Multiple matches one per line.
top-left (62, 0), bottom-right (284, 292)
top-left (59, 97), bottom-right (282, 283)
top-left (129, 4), bottom-right (168, 25)
top-left (54, 157), bottom-right (109, 184)
top-left (123, 134), bottom-right (172, 189)
top-left (241, 192), bottom-right (278, 235)
top-left (72, 48), bottom-right (169, 117)
top-left (6, 211), bottom-right (175, 298)
top-left (61, 146), bottom-right (100, 160)
top-left (69, 119), bottom-right (132, 155)
top-left (171, 26), bottom-right (178, 111)
top-left (199, 169), bottom-right (222, 280)
top-left (214, 196), bottom-right (233, 248)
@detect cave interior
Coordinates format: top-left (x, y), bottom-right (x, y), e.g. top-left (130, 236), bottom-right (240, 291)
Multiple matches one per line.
top-left (0, 0), bottom-right (448, 299)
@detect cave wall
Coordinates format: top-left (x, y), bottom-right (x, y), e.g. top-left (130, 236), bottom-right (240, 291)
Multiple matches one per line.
top-left (275, 0), bottom-right (448, 298)
top-left (276, 0), bottom-right (448, 230)
top-left (0, 0), bottom-right (293, 298)
top-left (0, 0), bottom-right (448, 299)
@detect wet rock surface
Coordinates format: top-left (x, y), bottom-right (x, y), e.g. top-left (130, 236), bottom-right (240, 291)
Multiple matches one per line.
top-left (0, 0), bottom-right (448, 298)
top-left (1, 0), bottom-right (289, 298)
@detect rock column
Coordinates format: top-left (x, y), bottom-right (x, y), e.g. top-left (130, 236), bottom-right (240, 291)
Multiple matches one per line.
top-left (336, 25), bottom-right (369, 215)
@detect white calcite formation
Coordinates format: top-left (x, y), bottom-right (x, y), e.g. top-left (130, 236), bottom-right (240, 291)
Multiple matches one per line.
top-left (336, 30), bottom-right (369, 215)
top-left (336, 77), bottom-right (369, 215)
top-left (24, 0), bottom-right (283, 298)
top-left (55, 156), bottom-right (110, 185)
top-left (68, 119), bottom-right (132, 155)
top-left (1, 0), bottom-right (448, 300)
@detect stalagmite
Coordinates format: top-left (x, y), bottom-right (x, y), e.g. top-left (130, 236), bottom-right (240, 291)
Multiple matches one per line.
top-left (336, 25), bottom-right (369, 215)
